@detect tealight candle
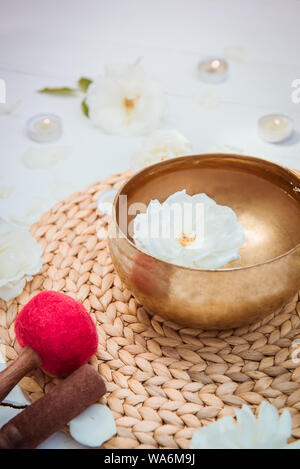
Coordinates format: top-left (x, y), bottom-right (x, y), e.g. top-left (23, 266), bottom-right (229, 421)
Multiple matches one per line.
top-left (97, 188), bottom-right (118, 216)
top-left (198, 57), bottom-right (228, 83)
top-left (26, 113), bottom-right (62, 142)
top-left (258, 114), bottom-right (294, 143)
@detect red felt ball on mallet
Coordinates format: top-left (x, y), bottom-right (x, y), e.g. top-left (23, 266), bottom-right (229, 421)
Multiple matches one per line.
top-left (0, 291), bottom-right (99, 403)
top-left (15, 291), bottom-right (98, 376)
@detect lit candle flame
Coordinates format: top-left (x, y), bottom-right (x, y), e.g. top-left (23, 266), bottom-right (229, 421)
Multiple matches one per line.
top-left (210, 60), bottom-right (220, 71)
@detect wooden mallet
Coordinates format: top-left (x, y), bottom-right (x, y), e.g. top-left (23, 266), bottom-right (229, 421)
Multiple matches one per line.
top-left (0, 291), bottom-right (99, 403)
top-left (0, 364), bottom-right (106, 449)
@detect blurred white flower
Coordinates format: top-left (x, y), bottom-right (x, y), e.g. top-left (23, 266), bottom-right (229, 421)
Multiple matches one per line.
top-left (86, 62), bottom-right (166, 135)
top-left (0, 222), bottom-right (43, 301)
top-left (133, 189), bottom-right (245, 269)
top-left (131, 129), bottom-right (193, 171)
top-left (191, 402), bottom-right (300, 449)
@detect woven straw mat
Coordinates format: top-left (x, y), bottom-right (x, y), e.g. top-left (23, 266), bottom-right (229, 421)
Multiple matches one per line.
top-left (1, 169), bottom-right (300, 449)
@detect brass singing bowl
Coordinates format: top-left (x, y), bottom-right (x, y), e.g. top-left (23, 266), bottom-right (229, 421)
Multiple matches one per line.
top-left (109, 154), bottom-right (300, 329)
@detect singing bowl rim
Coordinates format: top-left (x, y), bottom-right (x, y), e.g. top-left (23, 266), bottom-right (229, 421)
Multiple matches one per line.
top-left (111, 153), bottom-right (300, 272)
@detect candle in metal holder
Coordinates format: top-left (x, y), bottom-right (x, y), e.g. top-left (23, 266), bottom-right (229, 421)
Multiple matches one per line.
top-left (258, 114), bottom-right (293, 143)
top-left (26, 113), bottom-right (62, 143)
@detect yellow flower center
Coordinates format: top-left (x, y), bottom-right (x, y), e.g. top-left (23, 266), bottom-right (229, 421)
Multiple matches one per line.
top-left (123, 96), bottom-right (139, 112)
top-left (179, 232), bottom-right (196, 247)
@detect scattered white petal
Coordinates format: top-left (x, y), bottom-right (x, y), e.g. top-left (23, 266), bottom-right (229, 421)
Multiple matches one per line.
top-left (0, 222), bottom-right (43, 301)
top-left (86, 62), bottom-right (166, 135)
top-left (0, 186), bottom-right (13, 199)
top-left (224, 46), bottom-right (247, 63)
top-left (131, 129), bottom-right (193, 171)
top-left (69, 404), bottom-right (116, 447)
top-left (194, 90), bottom-right (220, 109)
top-left (0, 99), bottom-right (21, 115)
top-left (133, 189), bottom-right (245, 269)
top-left (191, 402), bottom-right (297, 449)
top-left (21, 146), bottom-right (70, 169)
top-left (207, 144), bottom-right (244, 154)
top-left (50, 180), bottom-right (78, 202)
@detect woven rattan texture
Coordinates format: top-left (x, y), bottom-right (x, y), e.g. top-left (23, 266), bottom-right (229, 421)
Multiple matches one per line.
top-left (1, 170), bottom-right (300, 449)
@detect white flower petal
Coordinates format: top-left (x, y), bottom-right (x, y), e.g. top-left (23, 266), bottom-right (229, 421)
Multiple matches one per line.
top-left (21, 146), bottom-right (70, 169)
top-left (234, 405), bottom-right (258, 447)
top-left (191, 417), bottom-right (234, 449)
top-left (0, 99), bottom-right (21, 114)
top-left (69, 404), bottom-right (116, 447)
top-left (257, 401), bottom-right (279, 428)
top-left (277, 409), bottom-right (293, 442)
top-left (224, 46), bottom-right (247, 63)
top-left (0, 277), bottom-right (27, 302)
top-left (194, 90), bottom-right (220, 109)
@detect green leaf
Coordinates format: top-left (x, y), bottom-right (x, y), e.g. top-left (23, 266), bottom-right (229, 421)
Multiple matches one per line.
top-left (81, 99), bottom-right (89, 117)
top-left (38, 87), bottom-right (77, 96)
top-left (78, 77), bottom-right (93, 92)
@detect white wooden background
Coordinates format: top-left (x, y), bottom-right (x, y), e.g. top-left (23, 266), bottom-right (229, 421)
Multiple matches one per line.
top-left (0, 0), bottom-right (299, 449)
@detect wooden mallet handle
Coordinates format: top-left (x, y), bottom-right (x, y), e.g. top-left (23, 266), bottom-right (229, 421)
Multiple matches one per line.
top-left (0, 346), bottom-right (42, 403)
top-left (0, 364), bottom-right (107, 449)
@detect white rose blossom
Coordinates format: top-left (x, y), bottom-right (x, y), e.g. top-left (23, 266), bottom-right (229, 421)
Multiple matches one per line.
top-left (131, 129), bottom-right (193, 171)
top-left (86, 62), bottom-right (166, 135)
top-left (191, 402), bottom-right (300, 449)
top-left (0, 222), bottom-right (43, 301)
top-left (133, 190), bottom-right (245, 269)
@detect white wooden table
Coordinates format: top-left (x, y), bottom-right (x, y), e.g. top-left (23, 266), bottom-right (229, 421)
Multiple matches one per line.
top-left (0, 0), bottom-right (299, 449)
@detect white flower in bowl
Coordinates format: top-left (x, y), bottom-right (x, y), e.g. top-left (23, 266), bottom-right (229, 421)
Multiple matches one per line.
top-left (0, 222), bottom-right (43, 301)
top-left (86, 62), bottom-right (166, 135)
top-left (133, 189), bottom-right (245, 269)
top-left (131, 129), bottom-right (193, 171)
top-left (191, 402), bottom-right (300, 449)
